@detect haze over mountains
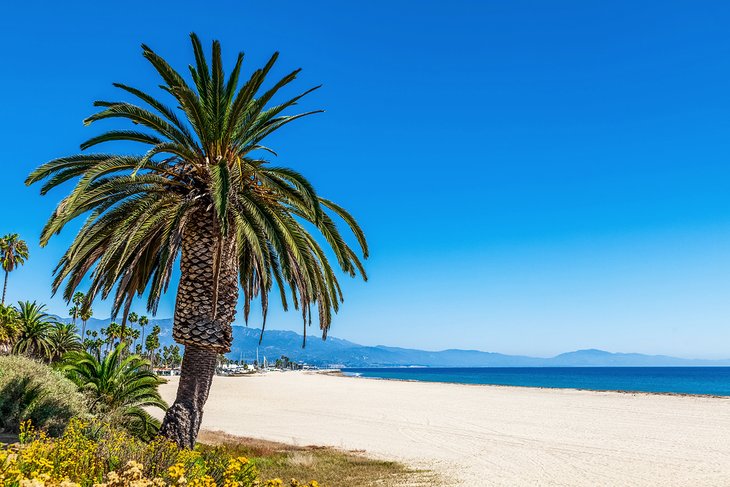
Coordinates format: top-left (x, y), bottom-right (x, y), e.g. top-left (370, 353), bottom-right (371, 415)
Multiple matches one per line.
top-left (63, 316), bottom-right (730, 367)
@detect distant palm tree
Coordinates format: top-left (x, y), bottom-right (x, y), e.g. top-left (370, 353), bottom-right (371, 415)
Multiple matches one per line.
top-left (129, 328), bottom-right (140, 351)
top-left (138, 315), bottom-right (149, 352)
top-left (27, 34), bottom-right (368, 448)
top-left (145, 325), bottom-right (160, 365)
top-left (0, 234), bottom-right (29, 305)
top-left (101, 322), bottom-right (121, 354)
top-left (80, 306), bottom-right (93, 343)
top-left (124, 311), bottom-right (139, 349)
top-left (61, 344), bottom-right (167, 440)
top-left (12, 301), bottom-right (58, 360)
top-left (48, 322), bottom-right (81, 361)
top-left (69, 291), bottom-right (85, 327)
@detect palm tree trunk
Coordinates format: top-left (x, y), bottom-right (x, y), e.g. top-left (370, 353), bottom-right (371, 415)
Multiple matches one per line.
top-left (2, 270), bottom-right (8, 305)
top-left (159, 207), bottom-right (238, 448)
top-left (158, 344), bottom-right (217, 447)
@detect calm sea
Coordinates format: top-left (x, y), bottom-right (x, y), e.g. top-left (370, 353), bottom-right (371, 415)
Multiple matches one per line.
top-left (341, 367), bottom-right (730, 396)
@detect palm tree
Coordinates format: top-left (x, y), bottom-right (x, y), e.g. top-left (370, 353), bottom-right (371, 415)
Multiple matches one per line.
top-left (129, 328), bottom-right (140, 351)
top-left (26, 34), bottom-right (368, 448)
top-left (12, 301), bottom-right (58, 361)
top-left (69, 291), bottom-right (85, 326)
top-left (125, 311), bottom-right (139, 348)
top-left (61, 344), bottom-right (167, 440)
top-left (138, 315), bottom-right (149, 351)
top-left (0, 234), bottom-right (29, 305)
top-left (0, 303), bottom-right (19, 355)
top-left (80, 306), bottom-right (93, 343)
top-left (68, 304), bottom-right (79, 325)
top-left (48, 322), bottom-right (82, 361)
top-left (101, 322), bottom-right (121, 354)
top-left (145, 324), bottom-right (160, 365)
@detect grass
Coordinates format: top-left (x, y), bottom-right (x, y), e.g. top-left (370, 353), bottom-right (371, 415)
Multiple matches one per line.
top-left (198, 430), bottom-right (440, 487)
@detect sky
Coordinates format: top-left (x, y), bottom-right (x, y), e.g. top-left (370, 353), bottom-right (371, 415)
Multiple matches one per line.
top-left (2, 1), bottom-right (730, 358)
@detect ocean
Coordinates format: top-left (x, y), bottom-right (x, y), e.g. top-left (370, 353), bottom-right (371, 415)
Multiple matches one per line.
top-left (341, 367), bottom-right (730, 396)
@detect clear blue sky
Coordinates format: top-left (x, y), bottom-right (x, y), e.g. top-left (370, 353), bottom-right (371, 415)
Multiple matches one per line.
top-left (3, 1), bottom-right (730, 358)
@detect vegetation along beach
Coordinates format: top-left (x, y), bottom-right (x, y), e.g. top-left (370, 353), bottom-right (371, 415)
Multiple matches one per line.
top-left (4, 2), bottom-right (730, 486)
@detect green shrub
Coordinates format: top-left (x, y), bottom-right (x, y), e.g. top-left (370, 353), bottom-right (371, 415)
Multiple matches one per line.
top-left (0, 355), bottom-right (87, 436)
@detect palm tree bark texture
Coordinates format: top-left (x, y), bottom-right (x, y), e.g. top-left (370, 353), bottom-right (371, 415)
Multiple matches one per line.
top-left (159, 207), bottom-right (238, 447)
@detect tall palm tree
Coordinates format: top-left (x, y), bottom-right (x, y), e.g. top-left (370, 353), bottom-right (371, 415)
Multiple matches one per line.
top-left (0, 234), bottom-right (29, 305)
top-left (27, 34), bottom-right (368, 448)
top-left (80, 306), bottom-right (93, 342)
top-left (61, 344), bottom-right (167, 440)
top-left (12, 301), bottom-right (58, 361)
top-left (125, 311), bottom-right (139, 348)
top-left (69, 291), bottom-right (85, 326)
top-left (138, 315), bottom-right (149, 352)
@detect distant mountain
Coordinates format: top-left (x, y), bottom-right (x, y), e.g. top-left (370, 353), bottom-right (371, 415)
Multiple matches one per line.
top-left (54, 315), bottom-right (730, 367)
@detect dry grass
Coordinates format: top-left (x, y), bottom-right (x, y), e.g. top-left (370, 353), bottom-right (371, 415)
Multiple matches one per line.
top-left (197, 430), bottom-right (440, 487)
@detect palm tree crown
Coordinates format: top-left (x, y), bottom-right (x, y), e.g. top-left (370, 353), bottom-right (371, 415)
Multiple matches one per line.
top-left (0, 234), bottom-right (29, 305)
top-left (12, 301), bottom-right (59, 360)
top-left (27, 33), bottom-right (368, 347)
top-left (48, 321), bottom-right (82, 361)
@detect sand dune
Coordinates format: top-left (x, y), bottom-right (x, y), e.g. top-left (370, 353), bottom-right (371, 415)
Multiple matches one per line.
top-left (157, 371), bottom-right (730, 486)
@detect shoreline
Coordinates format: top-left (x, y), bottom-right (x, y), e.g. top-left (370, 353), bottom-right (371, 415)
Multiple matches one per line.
top-left (329, 370), bottom-right (729, 399)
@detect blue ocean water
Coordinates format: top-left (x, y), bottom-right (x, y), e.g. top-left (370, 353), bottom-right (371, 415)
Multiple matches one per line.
top-left (341, 367), bottom-right (730, 396)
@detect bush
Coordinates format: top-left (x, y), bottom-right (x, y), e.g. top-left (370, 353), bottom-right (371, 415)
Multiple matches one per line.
top-left (0, 419), bottom-right (320, 487)
top-left (0, 355), bottom-right (87, 436)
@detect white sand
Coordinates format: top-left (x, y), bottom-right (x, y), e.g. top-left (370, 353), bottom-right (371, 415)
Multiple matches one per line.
top-left (158, 371), bottom-right (730, 486)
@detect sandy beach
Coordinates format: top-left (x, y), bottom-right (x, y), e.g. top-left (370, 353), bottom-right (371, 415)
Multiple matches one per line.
top-left (158, 372), bottom-right (730, 486)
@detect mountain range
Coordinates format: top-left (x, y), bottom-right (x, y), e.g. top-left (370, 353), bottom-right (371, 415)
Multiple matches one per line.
top-left (57, 315), bottom-right (730, 367)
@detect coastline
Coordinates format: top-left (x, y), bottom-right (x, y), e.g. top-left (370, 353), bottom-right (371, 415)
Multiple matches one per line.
top-left (334, 369), bottom-right (730, 398)
top-left (157, 370), bottom-right (730, 486)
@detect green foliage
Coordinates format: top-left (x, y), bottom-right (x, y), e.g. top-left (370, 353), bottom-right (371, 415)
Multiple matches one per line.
top-left (0, 303), bottom-right (19, 352)
top-left (61, 344), bottom-right (167, 440)
top-left (0, 355), bottom-right (87, 436)
top-left (48, 322), bottom-right (82, 361)
top-left (0, 234), bottom-right (29, 306)
top-left (0, 234), bottom-right (29, 274)
top-left (12, 301), bottom-right (59, 361)
top-left (145, 325), bottom-right (160, 364)
top-left (160, 344), bottom-right (182, 368)
top-left (27, 33), bottom-right (368, 345)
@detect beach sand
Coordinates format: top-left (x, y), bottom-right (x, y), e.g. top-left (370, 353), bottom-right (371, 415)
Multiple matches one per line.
top-left (157, 371), bottom-right (730, 486)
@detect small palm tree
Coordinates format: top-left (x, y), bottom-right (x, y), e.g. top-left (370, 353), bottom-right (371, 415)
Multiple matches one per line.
top-left (61, 344), bottom-right (167, 440)
top-left (27, 34), bottom-right (368, 448)
top-left (12, 301), bottom-right (58, 361)
top-left (48, 322), bottom-right (81, 361)
top-left (0, 235), bottom-right (29, 305)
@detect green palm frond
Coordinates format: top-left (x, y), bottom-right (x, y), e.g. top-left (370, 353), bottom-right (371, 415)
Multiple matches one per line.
top-left (27, 33), bottom-right (368, 345)
top-left (61, 344), bottom-right (167, 439)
